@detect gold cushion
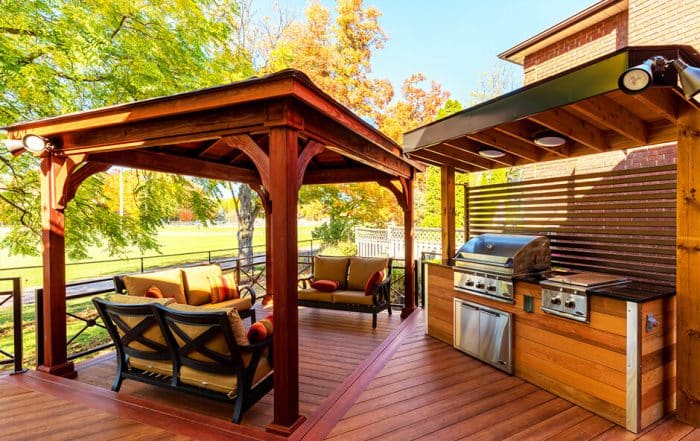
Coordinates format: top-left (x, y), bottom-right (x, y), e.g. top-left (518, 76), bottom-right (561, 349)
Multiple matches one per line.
top-left (122, 269), bottom-right (187, 304)
top-left (202, 297), bottom-right (252, 311)
top-left (129, 357), bottom-right (172, 376)
top-left (298, 288), bottom-right (334, 303)
top-left (333, 290), bottom-right (376, 306)
top-left (105, 295), bottom-right (172, 354)
top-left (346, 257), bottom-right (388, 291)
top-left (179, 357), bottom-right (272, 395)
top-left (166, 304), bottom-right (250, 350)
top-left (181, 264), bottom-right (222, 306)
top-left (313, 256), bottom-right (349, 288)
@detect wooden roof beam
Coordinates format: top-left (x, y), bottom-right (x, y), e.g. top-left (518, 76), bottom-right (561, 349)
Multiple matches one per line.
top-left (494, 121), bottom-right (569, 158)
top-left (88, 149), bottom-right (260, 184)
top-left (633, 87), bottom-right (678, 123)
top-left (443, 137), bottom-right (517, 166)
top-left (467, 129), bottom-right (542, 162)
top-left (302, 167), bottom-right (396, 185)
top-left (407, 149), bottom-right (473, 173)
top-left (419, 146), bottom-right (485, 171)
top-left (569, 95), bottom-right (648, 144)
top-left (528, 108), bottom-right (608, 152)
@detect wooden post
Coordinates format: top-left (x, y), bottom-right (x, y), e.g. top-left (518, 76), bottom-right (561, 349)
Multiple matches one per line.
top-left (440, 165), bottom-right (456, 261)
top-left (37, 155), bottom-right (76, 378)
top-left (266, 127), bottom-right (305, 435)
top-left (264, 206), bottom-right (273, 300)
top-left (464, 183), bottom-right (470, 242)
top-left (401, 177), bottom-right (416, 318)
top-left (676, 106), bottom-right (700, 427)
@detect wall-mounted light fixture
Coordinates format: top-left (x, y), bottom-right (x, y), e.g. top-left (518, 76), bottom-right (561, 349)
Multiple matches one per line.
top-left (533, 131), bottom-right (567, 147)
top-left (619, 56), bottom-right (700, 102)
top-left (478, 148), bottom-right (506, 159)
top-left (1, 134), bottom-right (52, 156)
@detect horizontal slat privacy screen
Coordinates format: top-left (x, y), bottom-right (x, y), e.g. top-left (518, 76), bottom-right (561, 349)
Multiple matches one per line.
top-left (468, 164), bottom-right (677, 286)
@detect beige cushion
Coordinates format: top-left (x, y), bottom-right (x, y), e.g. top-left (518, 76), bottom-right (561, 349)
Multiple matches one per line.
top-left (107, 294), bottom-right (174, 306)
top-left (202, 297), bottom-right (252, 311)
top-left (346, 257), bottom-right (389, 291)
top-left (313, 256), bottom-right (349, 288)
top-left (179, 357), bottom-right (272, 395)
top-left (105, 295), bottom-right (172, 355)
top-left (167, 304), bottom-right (250, 347)
top-left (333, 290), bottom-right (376, 306)
top-left (122, 269), bottom-right (187, 304)
top-left (298, 288), bottom-right (334, 303)
top-left (129, 357), bottom-right (172, 376)
top-left (181, 264), bottom-right (222, 306)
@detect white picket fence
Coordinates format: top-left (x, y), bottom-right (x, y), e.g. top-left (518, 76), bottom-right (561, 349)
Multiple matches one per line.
top-left (354, 226), bottom-right (465, 259)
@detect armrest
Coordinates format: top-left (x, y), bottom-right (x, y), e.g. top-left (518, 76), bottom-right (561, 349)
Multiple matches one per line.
top-left (298, 275), bottom-right (313, 289)
top-left (238, 284), bottom-right (256, 306)
top-left (372, 277), bottom-right (391, 304)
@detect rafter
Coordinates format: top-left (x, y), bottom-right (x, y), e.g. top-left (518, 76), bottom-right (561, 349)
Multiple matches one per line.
top-left (444, 137), bottom-right (516, 166)
top-left (528, 108), bottom-right (608, 152)
top-left (633, 87), bottom-right (679, 123)
top-left (407, 149), bottom-right (474, 173)
top-left (303, 167), bottom-right (395, 185)
top-left (495, 121), bottom-right (569, 158)
top-left (569, 95), bottom-right (647, 144)
top-left (88, 150), bottom-right (259, 184)
top-left (431, 144), bottom-right (492, 170)
top-left (467, 129), bottom-right (542, 162)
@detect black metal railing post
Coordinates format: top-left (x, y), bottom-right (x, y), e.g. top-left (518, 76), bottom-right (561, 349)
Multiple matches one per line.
top-left (0, 278), bottom-right (25, 373)
top-left (35, 288), bottom-right (44, 367)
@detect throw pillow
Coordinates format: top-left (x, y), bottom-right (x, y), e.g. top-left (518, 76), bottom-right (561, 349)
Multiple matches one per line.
top-left (144, 285), bottom-right (164, 299)
top-left (247, 314), bottom-right (274, 343)
top-left (310, 279), bottom-right (340, 292)
top-left (364, 270), bottom-right (385, 296)
top-left (208, 273), bottom-right (239, 304)
top-left (227, 307), bottom-right (250, 346)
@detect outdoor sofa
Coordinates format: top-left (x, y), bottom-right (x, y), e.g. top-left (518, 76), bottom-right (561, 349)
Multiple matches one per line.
top-left (298, 256), bottom-right (392, 328)
top-left (93, 295), bottom-right (273, 423)
top-left (113, 263), bottom-right (257, 321)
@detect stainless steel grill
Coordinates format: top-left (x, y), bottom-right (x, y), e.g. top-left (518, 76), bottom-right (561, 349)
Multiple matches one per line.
top-left (453, 234), bottom-right (551, 303)
top-left (540, 271), bottom-right (628, 322)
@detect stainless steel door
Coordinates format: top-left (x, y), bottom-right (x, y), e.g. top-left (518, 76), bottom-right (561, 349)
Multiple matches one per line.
top-left (454, 300), bottom-right (479, 355)
top-left (478, 308), bottom-right (512, 373)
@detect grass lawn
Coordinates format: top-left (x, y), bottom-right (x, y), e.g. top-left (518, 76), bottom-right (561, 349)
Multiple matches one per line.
top-left (0, 224), bottom-right (316, 288)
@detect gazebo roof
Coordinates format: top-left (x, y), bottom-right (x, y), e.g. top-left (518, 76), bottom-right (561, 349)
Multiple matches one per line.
top-left (4, 68), bottom-right (418, 184)
top-left (403, 46), bottom-right (700, 172)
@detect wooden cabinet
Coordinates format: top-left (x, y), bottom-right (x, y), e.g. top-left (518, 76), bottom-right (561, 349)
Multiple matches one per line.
top-left (424, 263), bottom-right (676, 433)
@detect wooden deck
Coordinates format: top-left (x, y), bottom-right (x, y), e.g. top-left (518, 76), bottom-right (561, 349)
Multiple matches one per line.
top-left (1, 307), bottom-right (698, 440)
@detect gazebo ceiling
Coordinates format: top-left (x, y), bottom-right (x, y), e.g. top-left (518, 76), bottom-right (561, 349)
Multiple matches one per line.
top-left (403, 46), bottom-right (700, 173)
top-left (3, 69), bottom-right (419, 185)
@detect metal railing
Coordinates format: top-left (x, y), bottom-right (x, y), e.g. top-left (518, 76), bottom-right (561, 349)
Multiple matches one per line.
top-left (0, 277), bottom-right (24, 373)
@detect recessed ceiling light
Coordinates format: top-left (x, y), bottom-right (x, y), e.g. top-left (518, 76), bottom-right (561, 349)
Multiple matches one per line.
top-left (533, 131), bottom-right (567, 147)
top-left (478, 148), bottom-right (505, 159)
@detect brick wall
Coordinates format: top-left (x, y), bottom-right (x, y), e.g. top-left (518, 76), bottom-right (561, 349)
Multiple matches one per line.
top-left (628, 0), bottom-right (700, 48)
top-left (523, 12), bottom-right (628, 84)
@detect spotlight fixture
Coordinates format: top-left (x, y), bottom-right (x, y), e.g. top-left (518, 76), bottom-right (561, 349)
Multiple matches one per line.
top-left (0, 134), bottom-right (51, 156)
top-left (619, 56), bottom-right (700, 102)
top-left (533, 131), bottom-right (567, 147)
top-left (478, 148), bottom-right (506, 159)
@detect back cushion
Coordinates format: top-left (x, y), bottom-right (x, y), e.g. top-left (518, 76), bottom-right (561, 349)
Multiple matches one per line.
top-left (181, 264), bottom-right (222, 306)
top-left (313, 256), bottom-right (349, 288)
top-left (347, 257), bottom-right (388, 291)
top-left (105, 295), bottom-right (174, 353)
top-left (122, 269), bottom-right (187, 304)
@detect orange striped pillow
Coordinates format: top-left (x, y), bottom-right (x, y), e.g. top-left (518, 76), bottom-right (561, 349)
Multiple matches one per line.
top-left (207, 273), bottom-right (239, 303)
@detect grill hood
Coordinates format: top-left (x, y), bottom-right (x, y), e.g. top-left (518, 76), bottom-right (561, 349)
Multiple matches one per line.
top-left (455, 234), bottom-right (551, 275)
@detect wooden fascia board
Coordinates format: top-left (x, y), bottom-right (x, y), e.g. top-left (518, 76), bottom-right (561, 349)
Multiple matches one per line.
top-left (302, 167), bottom-right (395, 185)
top-left (88, 149), bottom-right (260, 184)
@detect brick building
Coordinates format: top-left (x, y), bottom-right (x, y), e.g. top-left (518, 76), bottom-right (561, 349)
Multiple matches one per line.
top-left (468, 0), bottom-right (699, 180)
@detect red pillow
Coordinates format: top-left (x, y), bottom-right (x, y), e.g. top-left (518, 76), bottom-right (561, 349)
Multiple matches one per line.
top-left (207, 273), bottom-right (240, 303)
top-left (364, 271), bottom-right (385, 296)
top-left (311, 279), bottom-right (340, 292)
top-left (247, 314), bottom-right (274, 343)
top-left (144, 285), bottom-right (164, 298)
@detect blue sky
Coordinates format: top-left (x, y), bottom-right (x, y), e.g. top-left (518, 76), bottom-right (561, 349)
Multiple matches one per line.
top-left (257, 0), bottom-right (596, 103)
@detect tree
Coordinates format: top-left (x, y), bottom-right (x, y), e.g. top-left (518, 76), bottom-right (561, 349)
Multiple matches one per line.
top-left (0, 0), bottom-right (251, 259)
top-left (225, 183), bottom-right (262, 263)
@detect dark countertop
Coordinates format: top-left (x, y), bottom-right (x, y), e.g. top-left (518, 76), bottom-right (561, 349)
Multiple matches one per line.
top-left (424, 260), bottom-right (675, 303)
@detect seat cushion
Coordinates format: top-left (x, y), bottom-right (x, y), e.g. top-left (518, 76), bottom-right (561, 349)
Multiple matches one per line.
top-left (333, 290), bottom-right (375, 306)
top-left (298, 288), bottom-right (334, 303)
top-left (347, 257), bottom-right (389, 291)
top-left (202, 297), bottom-right (252, 311)
top-left (181, 264), bottom-right (222, 306)
top-left (122, 269), bottom-right (187, 304)
top-left (128, 357), bottom-right (172, 376)
top-left (179, 357), bottom-right (272, 395)
top-left (313, 256), bottom-right (349, 288)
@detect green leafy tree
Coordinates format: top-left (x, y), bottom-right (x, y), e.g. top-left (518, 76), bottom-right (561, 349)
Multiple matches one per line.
top-left (0, 0), bottom-right (251, 259)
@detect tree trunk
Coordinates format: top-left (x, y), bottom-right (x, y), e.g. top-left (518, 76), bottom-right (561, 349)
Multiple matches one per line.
top-left (234, 184), bottom-right (260, 265)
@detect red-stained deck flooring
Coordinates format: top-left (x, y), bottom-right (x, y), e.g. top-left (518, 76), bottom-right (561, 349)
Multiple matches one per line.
top-left (1, 306), bottom-right (698, 440)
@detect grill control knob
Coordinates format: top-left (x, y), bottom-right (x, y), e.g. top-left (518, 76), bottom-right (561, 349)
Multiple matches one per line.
top-left (550, 296), bottom-right (562, 305)
top-left (564, 299), bottom-right (576, 308)
top-left (487, 285), bottom-right (497, 292)
top-left (466, 280), bottom-right (475, 287)
top-left (476, 283), bottom-right (485, 289)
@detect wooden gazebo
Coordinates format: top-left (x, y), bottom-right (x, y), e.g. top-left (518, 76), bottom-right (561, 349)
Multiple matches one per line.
top-left (2, 69), bottom-right (420, 434)
top-left (404, 46), bottom-right (700, 428)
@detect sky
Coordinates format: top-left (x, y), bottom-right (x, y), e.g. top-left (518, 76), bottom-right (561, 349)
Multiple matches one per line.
top-left (257, 0), bottom-right (596, 104)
